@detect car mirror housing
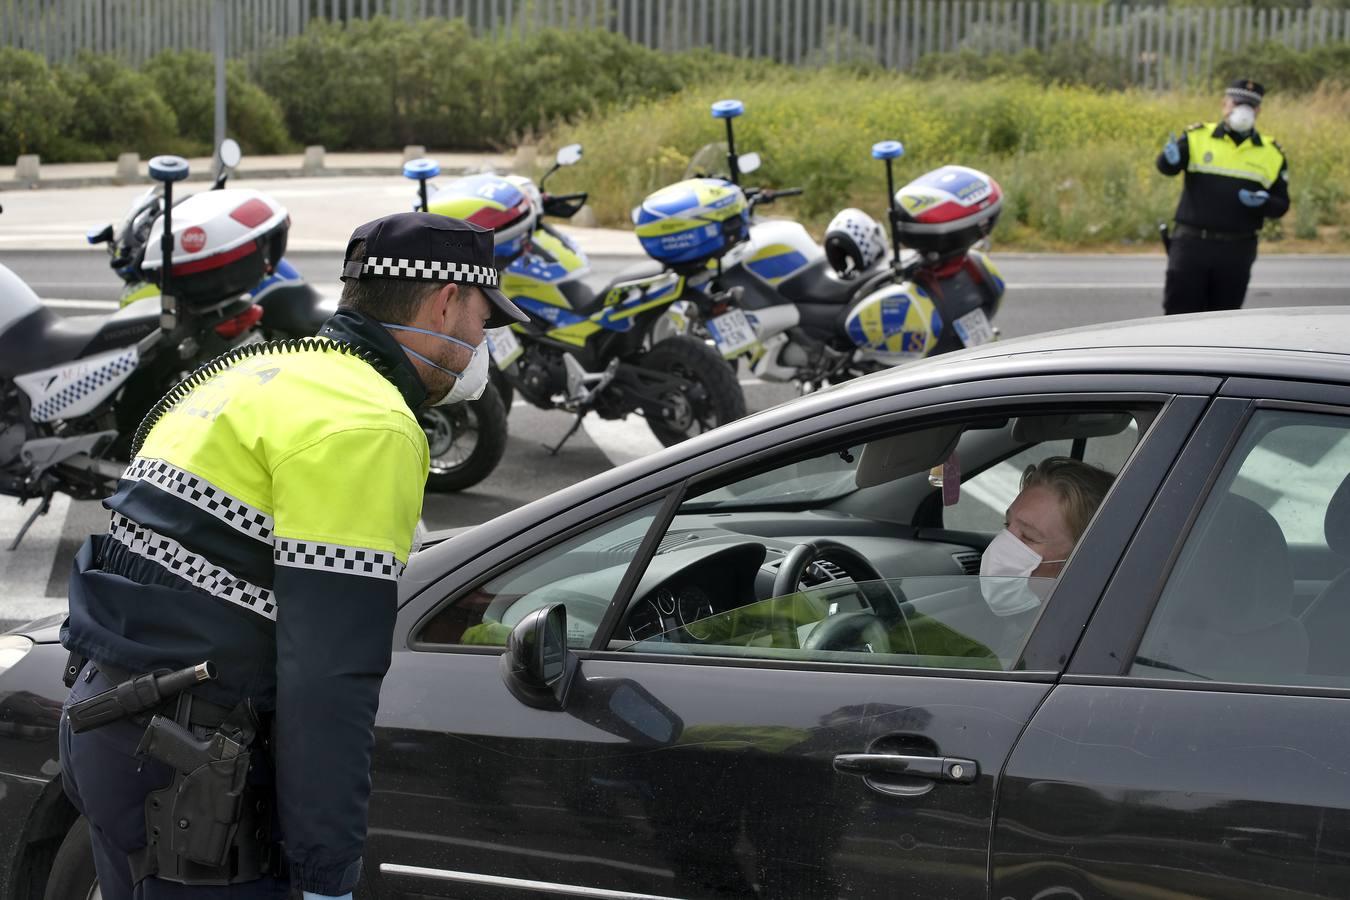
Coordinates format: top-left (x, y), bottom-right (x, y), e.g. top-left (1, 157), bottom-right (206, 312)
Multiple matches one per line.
top-left (500, 604), bottom-right (577, 710)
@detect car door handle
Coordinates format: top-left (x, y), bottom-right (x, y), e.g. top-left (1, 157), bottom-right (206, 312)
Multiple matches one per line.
top-left (833, 753), bottom-right (979, 784)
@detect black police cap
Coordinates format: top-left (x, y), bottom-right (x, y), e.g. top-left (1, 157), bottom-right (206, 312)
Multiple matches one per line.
top-left (342, 211), bottom-right (527, 328)
top-left (1225, 78), bottom-right (1265, 106)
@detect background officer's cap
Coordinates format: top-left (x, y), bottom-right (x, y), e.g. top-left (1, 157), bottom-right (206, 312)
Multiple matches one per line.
top-left (342, 212), bottom-right (528, 328)
top-left (1225, 78), bottom-right (1265, 107)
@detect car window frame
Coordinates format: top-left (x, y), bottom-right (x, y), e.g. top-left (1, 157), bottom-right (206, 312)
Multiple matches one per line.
top-left (1068, 394), bottom-right (1350, 698)
top-left (396, 374), bottom-right (1218, 660)
top-left (594, 388), bottom-right (1206, 677)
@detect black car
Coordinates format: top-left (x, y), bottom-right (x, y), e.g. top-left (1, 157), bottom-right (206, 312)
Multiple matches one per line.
top-left (5, 307), bottom-right (1350, 899)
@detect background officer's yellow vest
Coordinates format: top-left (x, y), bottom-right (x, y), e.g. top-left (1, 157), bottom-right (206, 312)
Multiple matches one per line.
top-left (1186, 124), bottom-right (1285, 189)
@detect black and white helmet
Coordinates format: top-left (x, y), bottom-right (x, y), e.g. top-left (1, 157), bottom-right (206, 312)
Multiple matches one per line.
top-left (824, 208), bottom-right (887, 277)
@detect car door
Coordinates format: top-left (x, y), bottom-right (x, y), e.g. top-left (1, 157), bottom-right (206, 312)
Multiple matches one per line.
top-left (365, 381), bottom-right (1211, 900)
top-left (994, 385), bottom-right (1350, 899)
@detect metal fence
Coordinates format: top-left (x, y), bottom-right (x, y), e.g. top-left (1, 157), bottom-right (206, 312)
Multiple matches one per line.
top-left (4, 0), bottom-right (1349, 89)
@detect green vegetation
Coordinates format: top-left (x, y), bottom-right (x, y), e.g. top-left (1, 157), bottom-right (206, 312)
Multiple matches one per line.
top-left (536, 73), bottom-right (1350, 250)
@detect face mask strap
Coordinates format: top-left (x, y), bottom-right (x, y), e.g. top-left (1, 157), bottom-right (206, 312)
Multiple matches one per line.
top-left (380, 321), bottom-right (479, 355)
top-left (400, 344), bottom-right (466, 380)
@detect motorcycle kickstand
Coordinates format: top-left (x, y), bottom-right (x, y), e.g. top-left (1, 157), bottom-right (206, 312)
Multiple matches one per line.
top-left (544, 412), bottom-right (586, 456)
top-left (8, 492), bottom-right (53, 551)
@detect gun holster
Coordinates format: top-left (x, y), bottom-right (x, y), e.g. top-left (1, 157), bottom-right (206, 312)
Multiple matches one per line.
top-left (131, 697), bottom-right (283, 886)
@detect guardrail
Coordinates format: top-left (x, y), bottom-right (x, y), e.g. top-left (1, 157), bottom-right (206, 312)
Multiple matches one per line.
top-left (4, 0), bottom-right (1348, 90)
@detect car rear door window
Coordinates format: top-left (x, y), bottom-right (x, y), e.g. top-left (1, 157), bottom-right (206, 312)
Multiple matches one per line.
top-left (1132, 410), bottom-right (1350, 687)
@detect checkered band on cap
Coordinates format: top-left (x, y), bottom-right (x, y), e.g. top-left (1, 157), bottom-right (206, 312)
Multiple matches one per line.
top-left (274, 538), bottom-right (404, 581)
top-left (1226, 86), bottom-right (1263, 105)
top-left (361, 257), bottom-right (500, 287)
top-left (108, 513), bottom-right (276, 621)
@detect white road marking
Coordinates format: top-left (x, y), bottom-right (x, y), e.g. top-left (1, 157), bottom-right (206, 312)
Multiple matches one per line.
top-left (0, 494), bottom-right (76, 624)
top-left (37, 298), bottom-right (120, 310)
top-left (1009, 283), bottom-right (1348, 290)
top-left (580, 415), bottom-right (665, 467)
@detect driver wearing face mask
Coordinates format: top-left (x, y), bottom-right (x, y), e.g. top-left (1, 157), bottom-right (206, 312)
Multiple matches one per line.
top-left (1156, 77), bottom-right (1290, 316)
top-left (979, 457), bottom-right (1115, 618)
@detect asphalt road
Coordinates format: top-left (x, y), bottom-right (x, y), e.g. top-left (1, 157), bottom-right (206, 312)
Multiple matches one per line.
top-left (2, 247), bottom-right (1347, 629)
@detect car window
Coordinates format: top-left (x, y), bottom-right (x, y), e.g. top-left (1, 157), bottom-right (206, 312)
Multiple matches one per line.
top-left (614, 405), bottom-right (1156, 670)
top-left (1132, 410), bottom-right (1350, 687)
top-left (944, 422), bottom-right (1140, 534)
top-left (417, 501), bottom-right (662, 649)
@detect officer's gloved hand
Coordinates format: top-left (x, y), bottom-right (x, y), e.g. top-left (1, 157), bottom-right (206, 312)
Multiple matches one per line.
top-left (1238, 189), bottom-right (1270, 208)
top-left (303, 893), bottom-right (351, 900)
top-left (1162, 135), bottom-right (1181, 166)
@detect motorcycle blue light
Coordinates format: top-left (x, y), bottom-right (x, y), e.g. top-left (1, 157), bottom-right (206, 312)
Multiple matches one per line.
top-left (711, 99), bottom-right (745, 119)
top-left (148, 155), bottom-right (190, 183)
top-left (403, 158), bottom-right (441, 180)
top-left (872, 141), bottom-right (905, 161)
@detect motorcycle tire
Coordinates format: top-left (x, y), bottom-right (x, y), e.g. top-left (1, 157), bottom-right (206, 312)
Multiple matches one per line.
top-left (489, 364), bottom-right (515, 415)
top-left (420, 382), bottom-right (508, 493)
top-left (44, 816), bottom-right (99, 900)
top-left (640, 336), bottom-right (747, 448)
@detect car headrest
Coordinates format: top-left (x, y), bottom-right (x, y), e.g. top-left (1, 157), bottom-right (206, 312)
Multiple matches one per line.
top-left (1326, 473), bottom-right (1350, 559)
top-left (855, 424), bottom-right (963, 489)
top-left (1169, 493), bottom-right (1292, 635)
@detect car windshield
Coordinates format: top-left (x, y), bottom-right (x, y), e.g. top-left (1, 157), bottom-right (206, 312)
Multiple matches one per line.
top-left (683, 448), bottom-right (862, 510)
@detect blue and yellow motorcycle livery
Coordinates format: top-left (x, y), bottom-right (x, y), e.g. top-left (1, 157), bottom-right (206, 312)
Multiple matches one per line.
top-left (675, 100), bottom-right (1007, 390)
top-left (405, 145), bottom-right (746, 452)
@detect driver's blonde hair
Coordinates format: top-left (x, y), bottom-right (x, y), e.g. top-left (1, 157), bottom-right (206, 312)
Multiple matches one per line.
top-left (1021, 457), bottom-right (1115, 542)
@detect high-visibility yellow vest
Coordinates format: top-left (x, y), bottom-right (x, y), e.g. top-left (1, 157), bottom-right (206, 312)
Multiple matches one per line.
top-left (1186, 124), bottom-right (1285, 189)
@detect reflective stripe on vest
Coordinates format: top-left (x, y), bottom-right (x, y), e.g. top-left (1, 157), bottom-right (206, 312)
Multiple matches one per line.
top-left (1186, 124), bottom-right (1284, 189)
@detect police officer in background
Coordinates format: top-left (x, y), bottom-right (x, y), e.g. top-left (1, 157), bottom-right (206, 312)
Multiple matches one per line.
top-left (1157, 78), bottom-right (1290, 314)
top-left (58, 213), bottom-right (526, 899)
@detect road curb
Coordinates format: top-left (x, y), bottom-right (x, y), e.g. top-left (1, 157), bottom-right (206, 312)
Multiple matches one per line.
top-left (0, 164), bottom-right (489, 193)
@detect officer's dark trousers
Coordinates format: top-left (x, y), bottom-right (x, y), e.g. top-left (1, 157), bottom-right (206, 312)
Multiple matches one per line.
top-left (1163, 235), bottom-right (1259, 315)
top-left (60, 667), bottom-right (289, 900)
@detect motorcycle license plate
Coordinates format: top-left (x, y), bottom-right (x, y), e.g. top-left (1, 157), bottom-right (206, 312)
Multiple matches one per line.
top-left (707, 309), bottom-right (758, 359)
top-left (486, 327), bottom-right (523, 368)
top-left (953, 309), bottom-right (995, 348)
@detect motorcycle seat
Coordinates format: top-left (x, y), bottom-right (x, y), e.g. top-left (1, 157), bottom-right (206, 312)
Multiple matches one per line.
top-left (258, 281), bottom-right (335, 337)
top-left (776, 259), bottom-right (877, 306)
top-left (0, 301), bottom-right (158, 378)
top-left (563, 261), bottom-right (669, 315)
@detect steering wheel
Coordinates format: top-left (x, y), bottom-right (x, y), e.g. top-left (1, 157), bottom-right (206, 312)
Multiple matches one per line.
top-left (772, 540), bottom-right (912, 652)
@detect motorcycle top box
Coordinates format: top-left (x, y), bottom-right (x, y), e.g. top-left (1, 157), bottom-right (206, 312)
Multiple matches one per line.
top-left (141, 189), bottom-right (289, 307)
top-left (893, 165), bottom-right (1002, 260)
top-left (634, 178), bottom-right (749, 268)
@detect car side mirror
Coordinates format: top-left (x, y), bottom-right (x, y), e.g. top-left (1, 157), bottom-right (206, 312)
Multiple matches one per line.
top-left (500, 603), bottom-right (578, 710)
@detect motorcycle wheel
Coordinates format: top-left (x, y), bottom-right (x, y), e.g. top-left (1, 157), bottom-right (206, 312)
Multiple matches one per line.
top-left (420, 383), bottom-right (508, 493)
top-left (489, 364), bottom-right (514, 414)
top-left (639, 336), bottom-right (747, 447)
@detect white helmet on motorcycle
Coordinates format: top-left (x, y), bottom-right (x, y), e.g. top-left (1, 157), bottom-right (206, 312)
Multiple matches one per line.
top-left (824, 208), bottom-right (887, 277)
top-left (505, 174), bottom-right (544, 219)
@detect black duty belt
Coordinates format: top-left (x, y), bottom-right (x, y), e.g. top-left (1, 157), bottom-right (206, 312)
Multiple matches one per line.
top-left (81, 660), bottom-right (234, 731)
top-left (1173, 223), bottom-right (1258, 242)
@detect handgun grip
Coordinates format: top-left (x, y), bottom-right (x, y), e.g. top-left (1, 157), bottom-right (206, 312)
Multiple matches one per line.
top-left (136, 715), bottom-right (212, 774)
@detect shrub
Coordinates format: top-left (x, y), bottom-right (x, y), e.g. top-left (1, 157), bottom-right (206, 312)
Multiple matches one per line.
top-left (142, 51), bottom-right (293, 155)
top-left (0, 48), bottom-right (73, 163)
top-left (52, 52), bottom-right (182, 160)
top-left (1213, 40), bottom-right (1350, 94)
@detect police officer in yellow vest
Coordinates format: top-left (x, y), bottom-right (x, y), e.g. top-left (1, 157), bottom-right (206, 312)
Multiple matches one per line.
top-left (58, 213), bottom-right (526, 899)
top-left (1157, 78), bottom-right (1290, 314)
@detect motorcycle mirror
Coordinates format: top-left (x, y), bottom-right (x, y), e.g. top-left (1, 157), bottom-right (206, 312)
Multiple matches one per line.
top-left (218, 138), bottom-right (242, 170)
top-left (738, 152), bottom-right (761, 175)
top-left (556, 144), bottom-right (583, 167)
top-left (86, 224), bottom-right (114, 245)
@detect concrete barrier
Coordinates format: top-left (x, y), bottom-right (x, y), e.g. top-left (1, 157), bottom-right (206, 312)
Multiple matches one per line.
top-left (115, 153), bottom-right (140, 183)
top-left (301, 146), bottom-right (325, 175)
top-left (15, 155), bottom-right (40, 185)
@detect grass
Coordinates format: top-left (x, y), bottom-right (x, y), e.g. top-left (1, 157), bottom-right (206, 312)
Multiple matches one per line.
top-left (535, 73), bottom-right (1350, 253)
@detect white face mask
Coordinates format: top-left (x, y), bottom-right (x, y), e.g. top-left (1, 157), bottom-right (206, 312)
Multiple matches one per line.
top-left (1226, 104), bottom-right (1256, 134)
top-left (439, 341), bottom-right (489, 405)
top-left (978, 529), bottom-right (1065, 617)
top-left (380, 322), bottom-right (489, 406)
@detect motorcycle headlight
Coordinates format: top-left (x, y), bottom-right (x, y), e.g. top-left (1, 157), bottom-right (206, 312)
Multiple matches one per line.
top-left (0, 635), bottom-right (34, 678)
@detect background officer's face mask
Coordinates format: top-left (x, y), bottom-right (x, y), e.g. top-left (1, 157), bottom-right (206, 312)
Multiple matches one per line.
top-left (380, 322), bottom-right (490, 405)
top-left (978, 528), bottom-right (1065, 617)
top-left (1226, 104), bottom-right (1256, 134)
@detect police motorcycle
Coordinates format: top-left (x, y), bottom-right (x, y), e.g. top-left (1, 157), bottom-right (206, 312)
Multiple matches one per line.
top-left (404, 145), bottom-right (747, 452)
top-left (678, 100), bottom-right (1006, 388)
top-left (88, 142), bottom-right (507, 493)
top-left (0, 154), bottom-right (290, 547)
